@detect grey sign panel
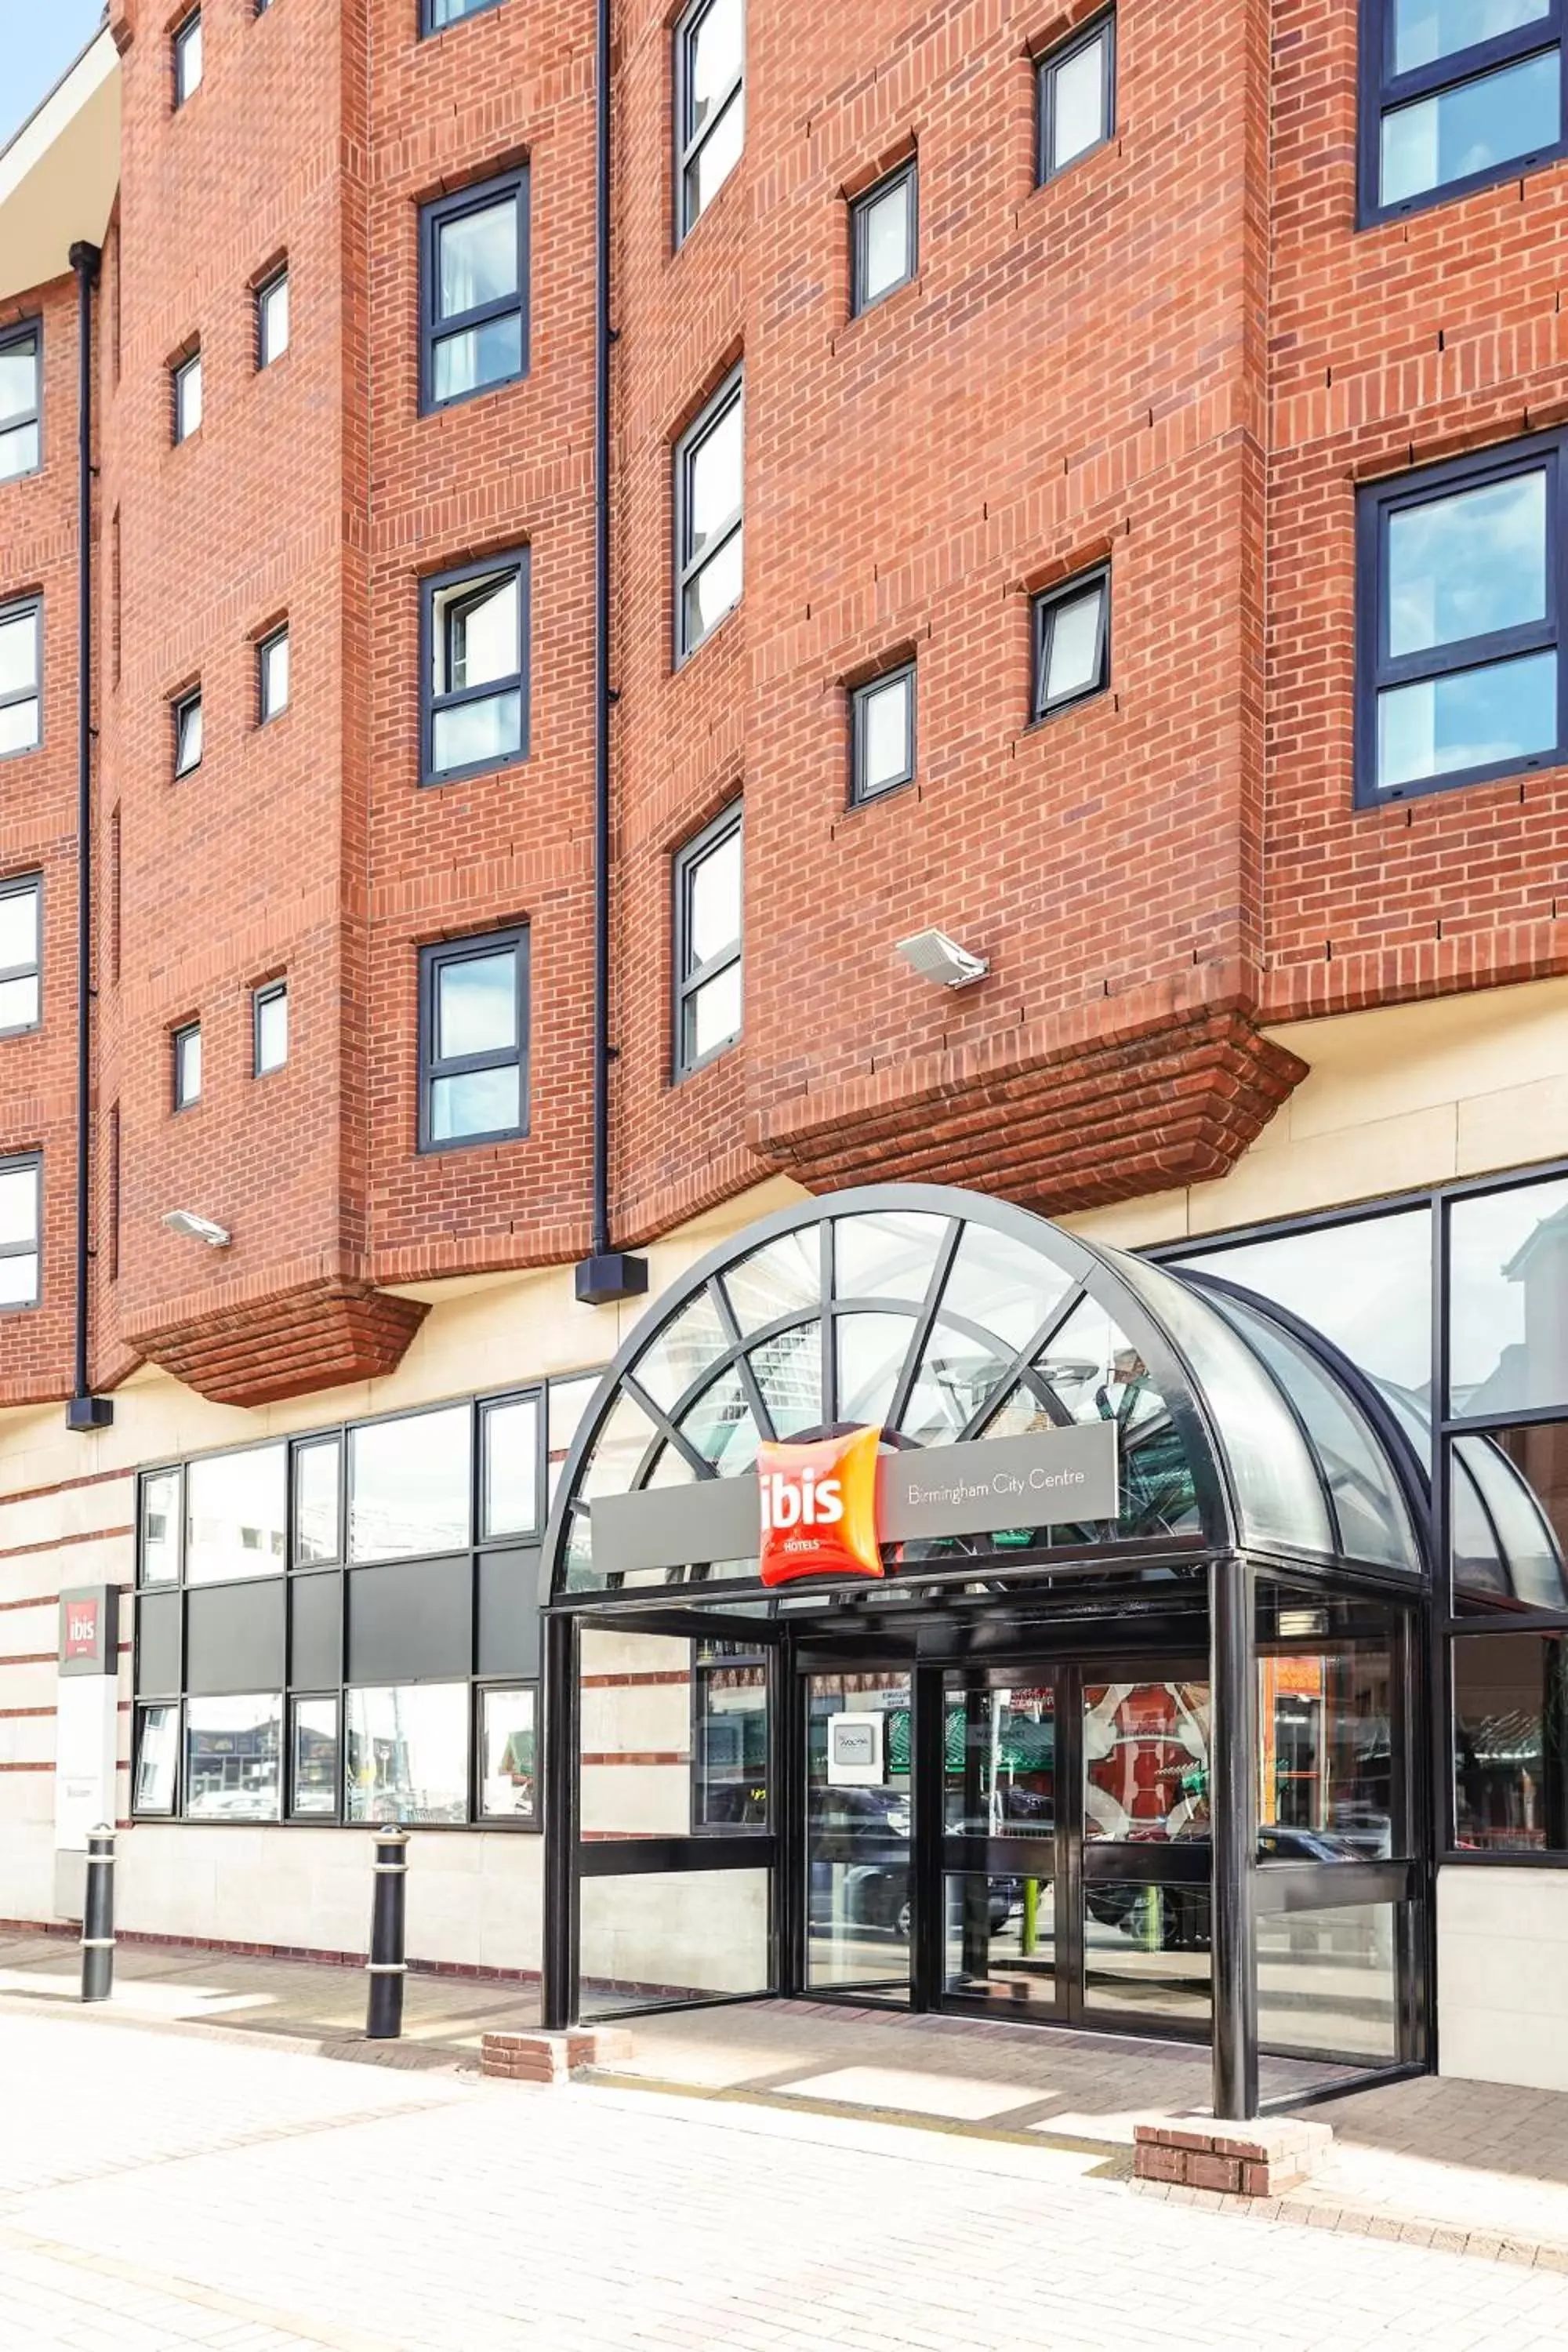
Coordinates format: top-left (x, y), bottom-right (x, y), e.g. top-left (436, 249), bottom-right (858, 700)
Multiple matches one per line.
top-left (589, 1422), bottom-right (1120, 1577)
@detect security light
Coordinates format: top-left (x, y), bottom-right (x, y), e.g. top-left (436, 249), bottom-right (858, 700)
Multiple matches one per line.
top-left (895, 928), bottom-right (989, 989)
top-left (162, 1208), bottom-right (231, 1248)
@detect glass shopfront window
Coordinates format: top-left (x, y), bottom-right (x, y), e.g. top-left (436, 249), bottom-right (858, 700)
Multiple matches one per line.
top-left (134, 1703), bottom-right (179, 1815)
top-left (294, 1439), bottom-right (342, 1567)
top-left (184, 1694), bottom-right (282, 1820)
top-left (692, 1644), bottom-right (768, 1829)
top-left (1450, 1176), bottom-right (1568, 1416)
top-left (1257, 1593), bottom-right (1403, 1860)
top-left (140, 1468), bottom-right (182, 1586)
top-left (348, 1406), bottom-right (471, 1563)
top-left (1452, 1423), bottom-right (1568, 1611)
top-left (479, 1685), bottom-right (538, 1821)
top-left (290, 1697), bottom-right (339, 1818)
top-left (186, 1446), bottom-right (287, 1585)
top-left (1454, 1632), bottom-right (1568, 1851)
top-left (347, 1682), bottom-right (468, 1824)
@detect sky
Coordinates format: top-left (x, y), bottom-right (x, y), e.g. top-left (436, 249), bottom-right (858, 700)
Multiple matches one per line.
top-left (0, 0), bottom-right (107, 154)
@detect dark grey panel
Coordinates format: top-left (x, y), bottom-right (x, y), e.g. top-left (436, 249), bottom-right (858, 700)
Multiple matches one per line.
top-left (477, 1547), bottom-right (541, 1678)
top-left (184, 1580), bottom-right (285, 1697)
top-left (135, 1589), bottom-right (182, 1698)
top-left (347, 1555), bottom-right (471, 1685)
top-left (291, 1571), bottom-right (343, 1690)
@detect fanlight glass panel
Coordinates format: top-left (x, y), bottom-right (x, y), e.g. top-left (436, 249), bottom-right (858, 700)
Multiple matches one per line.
top-left (748, 1323), bottom-right (822, 1436)
top-left (897, 1319), bottom-right (1014, 1444)
top-left (833, 1210), bottom-right (948, 1305)
top-left (942, 1217), bottom-right (1076, 1355)
top-left (677, 1367), bottom-right (761, 1476)
top-left (722, 1229), bottom-right (821, 1335)
top-left (633, 1286), bottom-right (730, 1413)
top-left (836, 1310), bottom-right (916, 1428)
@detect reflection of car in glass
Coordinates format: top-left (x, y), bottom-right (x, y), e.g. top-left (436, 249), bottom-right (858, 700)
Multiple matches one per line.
top-left (808, 1785), bottom-right (1017, 1938)
top-left (1086, 1825), bottom-right (1360, 1948)
top-left (1326, 1806), bottom-right (1393, 1860)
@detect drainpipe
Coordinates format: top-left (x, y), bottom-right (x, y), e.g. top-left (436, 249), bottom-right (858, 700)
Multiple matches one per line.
top-left (66, 241), bottom-right (113, 1436)
top-left (573, 0), bottom-right (647, 1312)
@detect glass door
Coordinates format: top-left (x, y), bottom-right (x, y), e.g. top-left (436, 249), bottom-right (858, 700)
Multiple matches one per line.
top-left (1080, 1668), bottom-right (1213, 2034)
top-left (805, 1670), bottom-right (913, 1999)
top-left (941, 1669), bottom-right (1060, 2013)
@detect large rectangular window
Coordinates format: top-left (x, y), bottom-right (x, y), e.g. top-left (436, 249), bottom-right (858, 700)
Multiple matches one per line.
top-left (0, 874), bottom-right (41, 1034)
top-left (417, 927), bottom-right (528, 1149)
top-left (347, 1682), bottom-right (469, 1824)
top-left (1454, 1631), bottom-right (1568, 1850)
top-left (1037, 10), bottom-right (1116, 183)
top-left (419, 171), bottom-right (528, 412)
top-left (0, 597), bottom-right (41, 757)
top-left (675, 0), bottom-right (744, 240)
top-left (0, 1152), bottom-right (40, 1308)
top-left (1360, 0), bottom-right (1564, 221)
top-left (0, 321), bottom-right (40, 482)
top-left (421, 553), bottom-right (528, 782)
top-left (1356, 434), bottom-right (1564, 803)
top-left (673, 803), bottom-right (742, 1076)
top-left (186, 1694), bottom-right (281, 1820)
top-left (675, 368), bottom-right (743, 662)
top-left (348, 1403), bottom-right (472, 1563)
top-left (186, 1444), bottom-right (288, 1587)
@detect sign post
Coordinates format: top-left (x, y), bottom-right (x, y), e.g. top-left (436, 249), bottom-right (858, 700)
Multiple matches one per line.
top-left (55, 1587), bottom-right (120, 1927)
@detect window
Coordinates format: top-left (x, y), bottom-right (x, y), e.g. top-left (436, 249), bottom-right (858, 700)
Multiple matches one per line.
top-left (675, 0), bottom-right (745, 240)
top-left (0, 875), bottom-right (42, 1034)
top-left (1360, 0), bottom-right (1564, 221)
top-left (480, 1391), bottom-right (542, 1538)
top-left (134, 1704), bottom-right (179, 1815)
top-left (256, 267), bottom-right (289, 368)
top-left (258, 624), bottom-right (289, 721)
top-left (187, 1445), bottom-right (287, 1586)
top-left (419, 171), bottom-right (528, 412)
top-left (172, 350), bottom-right (201, 444)
top-left (0, 1153), bottom-right (40, 1308)
top-left (1037, 10), bottom-right (1115, 183)
top-left (423, 0), bottom-right (506, 32)
top-left (851, 159), bottom-right (917, 314)
top-left (1454, 1632), bottom-right (1568, 1849)
top-left (673, 803), bottom-right (742, 1076)
top-left (348, 1403), bottom-right (472, 1563)
top-left (851, 663), bottom-right (916, 802)
top-left (418, 927), bottom-right (529, 1149)
top-left (186, 1694), bottom-right (281, 1820)
top-left (421, 554), bottom-right (528, 782)
top-left (173, 9), bottom-right (202, 107)
top-left (253, 979), bottom-right (288, 1073)
top-left (347, 1682), bottom-right (469, 1824)
top-left (675, 367), bottom-right (743, 662)
top-left (0, 321), bottom-right (40, 482)
top-left (290, 1697), bottom-right (339, 1817)
top-left (1357, 434), bottom-right (1564, 803)
top-left (479, 1686), bottom-right (538, 1820)
top-left (0, 597), bottom-right (41, 757)
top-left (140, 1467), bottom-right (182, 1586)
top-left (172, 1020), bottom-right (201, 1109)
top-left (172, 686), bottom-right (202, 776)
top-left (1032, 564), bottom-right (1110, 720)
top-left (293, 1436), bottom-right (342, 1566)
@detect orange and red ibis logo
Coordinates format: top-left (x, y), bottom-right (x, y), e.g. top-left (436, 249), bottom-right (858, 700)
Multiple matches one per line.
top-left (757, 1426), bottom-right (883, 1587)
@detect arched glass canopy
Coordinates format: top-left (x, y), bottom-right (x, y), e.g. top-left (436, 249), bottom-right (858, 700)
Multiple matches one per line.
top-left (543, 1188), bottom-right (1425, 1601)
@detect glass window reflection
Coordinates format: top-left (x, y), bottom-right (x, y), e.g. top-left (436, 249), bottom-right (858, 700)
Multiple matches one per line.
top-left (1450, 1178), bottom-right (1568, 1415)
top-left (349, 1406), bottom-right (471, 1563)
top-left (140, 1468), bottom-right (182, 1586)
top-left (1452, 1424), bottom-right (1568, 1611)
top-left (293, 1439), bottom-right (341, 1566)
top-left (186, 1446), bottom-right (287, 1586)
top-left (1454, 1632), bottom-right (1568, 1850)
top-left (347, 1683), bottom-right (469, 1824)
top-left (291, 1697), bottom-right (339, 1817)
top-left (135, 1704), bottom-right (179, 1814)
top-left (479, 1686), bottom-right (538, 1820)
top-left (184, 1694), bottom-right (282, 1820)
top-left (481, 1395), bottom-right (540, 1537)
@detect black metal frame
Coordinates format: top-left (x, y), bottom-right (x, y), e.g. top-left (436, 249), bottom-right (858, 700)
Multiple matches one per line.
top-left (673, 366), bottom-right (744, 664)
top-left (0, 871), bottom-right (42, 1037)
top-left (255, 264), bottom-right (289, 370)
top-left (170, 1019), bottom-right (201, 1111)
top-left (849, 662), bottom-right (916, 804)
top-left (1036, 9), bottom-right (1116, 185)
top-left (0, 593), bottom-right (42, 758)
top-left (1353, 428), bottom-right (1567, 807)
top-left (256, 622), bottom-right (289, 723)
top-left (672, 798), bottom-right (742, 1078)
top-left (416, 924), bottom-right (529, 1151)
top-left (1031, 564), bottom-right (1110, 724)
top-left (172, 350), bottom-right (201, 444)
top-left (252, 978), bottom-right (288, 1076)
top-left (1357, 0), bottom-right (1565, 226)
top-left (674, 0), bottom-right (745, 243)
top-left (172, 684), bottom-right (201, 776)
top-left (850, 158), bottom-right (918, 317)
top-left (172, 8), bottom-right (202, 109)
top-left (0, 317), bottom-right (41, 483)
top-left (421, 0), bottom-right (507, 38)
top-left (418, 547), bottom-right (530, 784)
top-left (418, 168), bottom-right (529, 416)
top-left (0, 1149), bottom-right (41, 1312)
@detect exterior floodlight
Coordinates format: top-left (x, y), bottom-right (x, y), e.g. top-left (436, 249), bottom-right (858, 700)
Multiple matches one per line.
top-left (895, 928), bottom-right (990, 989)
top-left (162, 1209), bottom-right (231, 1248)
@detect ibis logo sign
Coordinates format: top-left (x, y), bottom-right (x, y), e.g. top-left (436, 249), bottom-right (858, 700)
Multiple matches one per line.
top-left (758, 1428), bottom-right (883, 1586)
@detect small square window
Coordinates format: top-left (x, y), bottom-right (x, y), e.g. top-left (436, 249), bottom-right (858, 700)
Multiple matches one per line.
top-left (0, 597), bottom-right (42, 757)
top-left (0, 874), bottom-right (42, 1036)
top-left (676, 0), bottom-right (745, 241)
top-left (173, 10), bottom-right (202, 106)
top-left (172, 350), bottom-right (202, 444)
top-left (0, 1152), bottom-right (41, 1308)
top-left (851, 162), bottom-right (917, 315)
top-left (851, 663), bottom-right (916, 802)
top-left (419, 172), bottom-right (528, 413)
top-left (172, 1022), bottom-right (201, 1110)
top-left (673, 803), bottom-right (742, 1076)
top-left (675, 368), bottom-right (744, 662)
top-left (258, 625), bottom-right (289, 721)
top-left (256, 267), bottom-right (289, 367)
top-left (1032, 567), bottom-right (1110, 720)
top-left (418, 927), bottom-right (529, 1149)
top-left (421, 554), bottom-right (528, 782)
top-left (253, 980), bottom-right (288, 1075)
top-left (1037, 11), bottom-right (1115, 183)
top-left (172, 687), bottom-right (203, 777)
top-left (0, 321), bottom-right (41, 483)
top-left (1360, 0), bottom-right (1565, 221)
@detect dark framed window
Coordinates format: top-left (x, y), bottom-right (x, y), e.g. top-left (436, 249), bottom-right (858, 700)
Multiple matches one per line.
top-left (172, 1020), bottom-right (201, 1110)
top-left (418, 927), bottom-right (529, 1149)
top-left (256, 266), bottom-right (289, 368)
top-left (673, 801), bottom-right (742, 1076)
top-left (0, 596), bottom-right (42, 757)
top-left (258, 624), bottom-right (289, 721)
top-left (293, 1434), bottom-right (343, 1566)
top-left (0, 1152), bottom-right (40, 1309)
top-left (851, 159), bottom-right (917, 315)
top-left (173, 9), bottom-right (203, 107)
top-left (1359, 0), bottom-right (1564, 223)
top-left (692, 1641), bottom-right (769, 1830)
top-left (478, 1683), bottom-right (539, 1820)
top-left (851, 662), bottom-right (916, 802)
top-left (253, 979), bottom-right (288, 1074)
top-left (675, 366), bottom-right (743, 662)
top-left (675, 0), bottom-right (744, 241)
top-left (289, 1695), bottom-right (339, 1817)
top-left (172, 349), bottom-right (201, 444)
top-left (1037, 9), bottom-right (1116, 183)
top-left (1032, 564), bottom-right (1110, 720)
top-left (480, 1388), bottom-right (543, 1540)
top-left (172, 685), bottom-right (202, 777)
top-left (0, 319), bottom-right (41, 482)
top-left (423, 0), bottom-right (506, 31)
top-left (419, 170), bottom-right (528, 413)
top-left (1356, 431), bottom-right (1565, 806)
top-left (0, 873), bottom-right (42, 1035)
top-left (420, 551), bottom-right (529, 782)
top-left (134, 1703), bottom-right (180, 1815)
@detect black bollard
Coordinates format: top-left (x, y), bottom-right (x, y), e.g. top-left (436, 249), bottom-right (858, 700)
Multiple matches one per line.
top-left (80, 1823), bottom-right (115, 2003)
top-left (365, 1825), bottom-right (409, 2039)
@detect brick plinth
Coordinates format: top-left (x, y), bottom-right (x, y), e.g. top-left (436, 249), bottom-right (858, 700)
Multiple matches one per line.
top-left (481, 2029), bottom-right (635, 2085)
top-left (128, 1279), bottom-right (429, 1407)
top-left (1133, 2116), bottom-right (1334, 2198)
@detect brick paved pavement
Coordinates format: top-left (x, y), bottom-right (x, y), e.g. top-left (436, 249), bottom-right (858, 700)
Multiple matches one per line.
top-left (3, 2009), bottom-right (1568, 2350)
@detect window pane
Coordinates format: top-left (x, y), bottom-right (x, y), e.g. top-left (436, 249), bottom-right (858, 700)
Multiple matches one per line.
top-left (860, 670), bottom-right (912, 791)
top-left (0, 884), bottom-right (38, 971)
top-left (176, 357), bottom-right (202, 439)
top-left (0, 699), bottom-right (39, 757)
top-left (749, 1323), bottom-right (823, 1434)
top-left (688, 399), bottom-right (743, 557)
top-left (437, 946), bottom-right (517, 1058)
top-left (688, 0), bottom-right (742, 136)
top-left (836, 1210), bottom-right (947, 1305)
top-left (256, 986), bottom-right (288, 1073)
top-left (176, 695), bottom-right (203, 774)
top-left (347, 1682), bottom-right (469, 1824)
top-left (140, 1468), bottom-right (181, 1586)
top-left (1450, 1176), bottom-right (1568, 1412)
top-left (437, 195), bottom-right (518, 318)
top-left (0, 975), bottom-right (38, 1030)
top-left (430, 1064), bottom-right (521, 1142)
top-left (1387, 472), bottom-right (1546, 658)
top-left (175, 1025), bottom-right (201, 1104)
top-left (689, 88), bottom-right (745, 220)
top-left (0, 605), bottom-right (38, 700)
top-left (135, 1704), bottom-right (179, 1813)
top-left (0, 1160), bottom-right (38, 1248)
top-left (0, 421), bottom-right (38, 482)
top-left (687, 827), bottom-right (741, 967)
top-left (480, 1686), bottom-right (538, 1818)
top-left (1044, 584), bottom-right (1104, 702)
top-left (185, 1694), bottom-right (281, 1822)
top-left (1393, 0), bottom-right (1551, 74)
top-left (1453, 1425), bottom-right (1568, 1610)
top-left (0, 336), bottom-right (36, 429)
top-left (837, 1309), bottom-right (914, 1428)
top-left (1454, 1632), bottom-right (1568, 1850)
top-left (292, 1697), bottom-right (339, 1817)
top-left (444, 575), bottom-right (518, 692)
top-left (431, 313), bottom-right (523, 403)
top-left (1257, 1904), bottom-right (1399, 2064)
top-left (348, 1403), bottom-right (471, 1561)
top-left (1050, 29), bottom-right (1109, 171)
top-left (431, 687), bottom-right (522, 773)
top-left (684, 528), bottom-right (743, 646)
top-left (695, 1655), bottom-right (768, 1828)
top-left (259, 273), bottom-right (289, 364)
top-left (482, 1395), bottom-right (540, 1536)
top-left (294, 1438), bottom-right (341, 1566)
top-left (686, 962), bottom-right (742, 1062)
top-left (1377, 646), bottom-right (1556, 788)
top-left (186, 1445), bottom-right (287, 1586)
top-left (1381, 49), bottom-right (1559, 205)
top-left (1258, 1600), bottom-right (1401, 1855)
top-left (0, 1253), bottom-right (38, 1307)
top-left (260, 632), bottom-right (289, 718)
top-left (176, 16), bottom-right (203, 100)
top-left (861, 174), bottom-right (912, 305)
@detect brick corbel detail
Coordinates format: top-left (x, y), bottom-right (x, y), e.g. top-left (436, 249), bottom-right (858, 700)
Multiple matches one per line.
top-left (129, 1279), bottom-right (429, 1408)
top-left (746, 964), bottom-right (1308, 1214)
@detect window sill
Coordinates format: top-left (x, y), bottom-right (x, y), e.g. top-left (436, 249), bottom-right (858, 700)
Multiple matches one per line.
top-left (1355, 750), bottom-right (1562, 810)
